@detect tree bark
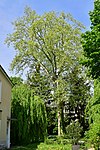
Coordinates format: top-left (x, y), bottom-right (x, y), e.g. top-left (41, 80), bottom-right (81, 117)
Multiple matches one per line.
top-left (58, 110), bottom-right (61, 136)
top-left (61, 106), bottom-right (65, 134)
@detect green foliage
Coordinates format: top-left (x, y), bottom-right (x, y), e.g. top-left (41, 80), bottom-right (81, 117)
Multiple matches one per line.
top-left (45, 135), bottom-right (71, 145)
top-left (10, 76), bottom-right (23, 87)
top-left (46, 107), bottom-right (58, 135)
top-left (6, 8), bottom-right (83, 76)
top-left (6, 8), bottom-right (85, 136)
top-left (66, 121), bottom-right (82, 144)
top-left (87, 80), bottom-right (100, 125)
top-left (85, 79), bottom-right (100, 149)
top-left (81, 1), bottom-right (100, 149)
top-left (37, 143), bottom-right (72, 150)
top-left (65, 66), bottom-right (91, 134)
top-left (81, 0), bottom-right (100, 79)
top-left (11, 77), bottom-right (47, 145)
top-left (27, 67), bottom-right (51, 103)
top-left (85, 123), bottom-right (100, 150)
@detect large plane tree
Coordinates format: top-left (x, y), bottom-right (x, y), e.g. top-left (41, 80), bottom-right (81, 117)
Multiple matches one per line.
top-left (6, 7), bottom-right (84, 136)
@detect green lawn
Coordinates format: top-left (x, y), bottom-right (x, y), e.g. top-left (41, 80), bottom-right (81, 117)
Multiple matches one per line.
top-left (10, 143), bottom-right (72, 150)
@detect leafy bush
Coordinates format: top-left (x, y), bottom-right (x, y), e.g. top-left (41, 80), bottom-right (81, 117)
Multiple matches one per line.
top-left (45, 135), bottom-right (71, 145)
top-left (56, 136), bottom-right (71, 145)
top-left (45, 138), bottom-right (57, 144)
top-left (85, 122), bottom-right (100, 150)
top-left (85, 79), bottom-right (100, 150)
top-left (65, 121), bottom-right (82, 144)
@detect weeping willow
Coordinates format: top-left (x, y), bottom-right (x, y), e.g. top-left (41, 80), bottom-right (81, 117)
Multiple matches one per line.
top-left (11, 84), bottom-right (47, 145)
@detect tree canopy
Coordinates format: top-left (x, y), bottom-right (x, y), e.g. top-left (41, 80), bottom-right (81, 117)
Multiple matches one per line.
top-left (81, 0), bottom-right (100, 79)
top-left (6, 7), bottom-right (84, 76)
top-left (6, 7), bottom-right (84, 136)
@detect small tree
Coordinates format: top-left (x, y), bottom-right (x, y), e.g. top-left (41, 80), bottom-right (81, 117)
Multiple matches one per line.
top-left (11, 77), bottom-right (47, 145)
top-left (66, 66), bottom-right (90, 132)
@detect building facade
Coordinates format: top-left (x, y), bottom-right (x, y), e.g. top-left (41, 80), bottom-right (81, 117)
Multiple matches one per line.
top-left (0, 65), bottom-right (12, 149)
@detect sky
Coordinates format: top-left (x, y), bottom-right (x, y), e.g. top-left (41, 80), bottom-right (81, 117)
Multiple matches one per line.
top-left (0, 0), bottom-right (94, 77)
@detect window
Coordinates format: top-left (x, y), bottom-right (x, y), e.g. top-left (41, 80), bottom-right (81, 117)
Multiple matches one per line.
top-left (0, 81), bottom-right (2, 102)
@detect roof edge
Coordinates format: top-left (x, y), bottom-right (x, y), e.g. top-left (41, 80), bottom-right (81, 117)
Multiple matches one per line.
top-left (0, 65), bottom-right (12, 86)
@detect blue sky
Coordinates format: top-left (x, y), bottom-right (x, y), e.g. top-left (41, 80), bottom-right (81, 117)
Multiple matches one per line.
top-left (0, 0), bottom-right (94, 77)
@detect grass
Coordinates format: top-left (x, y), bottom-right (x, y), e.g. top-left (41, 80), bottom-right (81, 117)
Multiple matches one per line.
top-left (10, 143), bottom-right (72, 150)
top-left (38, 143), bottom-right (72, 150)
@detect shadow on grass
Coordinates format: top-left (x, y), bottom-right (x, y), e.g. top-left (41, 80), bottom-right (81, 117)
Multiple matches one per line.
top-left (10, 142), bottom-right (40, 150)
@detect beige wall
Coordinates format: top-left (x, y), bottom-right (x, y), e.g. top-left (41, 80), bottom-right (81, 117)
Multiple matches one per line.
top-left (0, 70), bottom-right (11, 146)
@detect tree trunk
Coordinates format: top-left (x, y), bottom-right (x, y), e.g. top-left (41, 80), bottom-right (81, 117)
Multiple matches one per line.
top-left (61, 106), bottom-right (65, 134)
top-left (58, 110), bottom-right (61, 136)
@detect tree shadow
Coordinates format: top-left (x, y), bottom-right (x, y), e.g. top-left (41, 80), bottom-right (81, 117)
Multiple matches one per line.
top-left (10, 142), bottom-right (41, 150)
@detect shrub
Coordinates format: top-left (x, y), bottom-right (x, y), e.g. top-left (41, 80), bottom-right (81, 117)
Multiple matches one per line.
top-left (85, 122), bottom-right (100, 150)
top-left (65, 121), bottom-right (82, 144)
top-left (45, 135), bottom-right (71, 145)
